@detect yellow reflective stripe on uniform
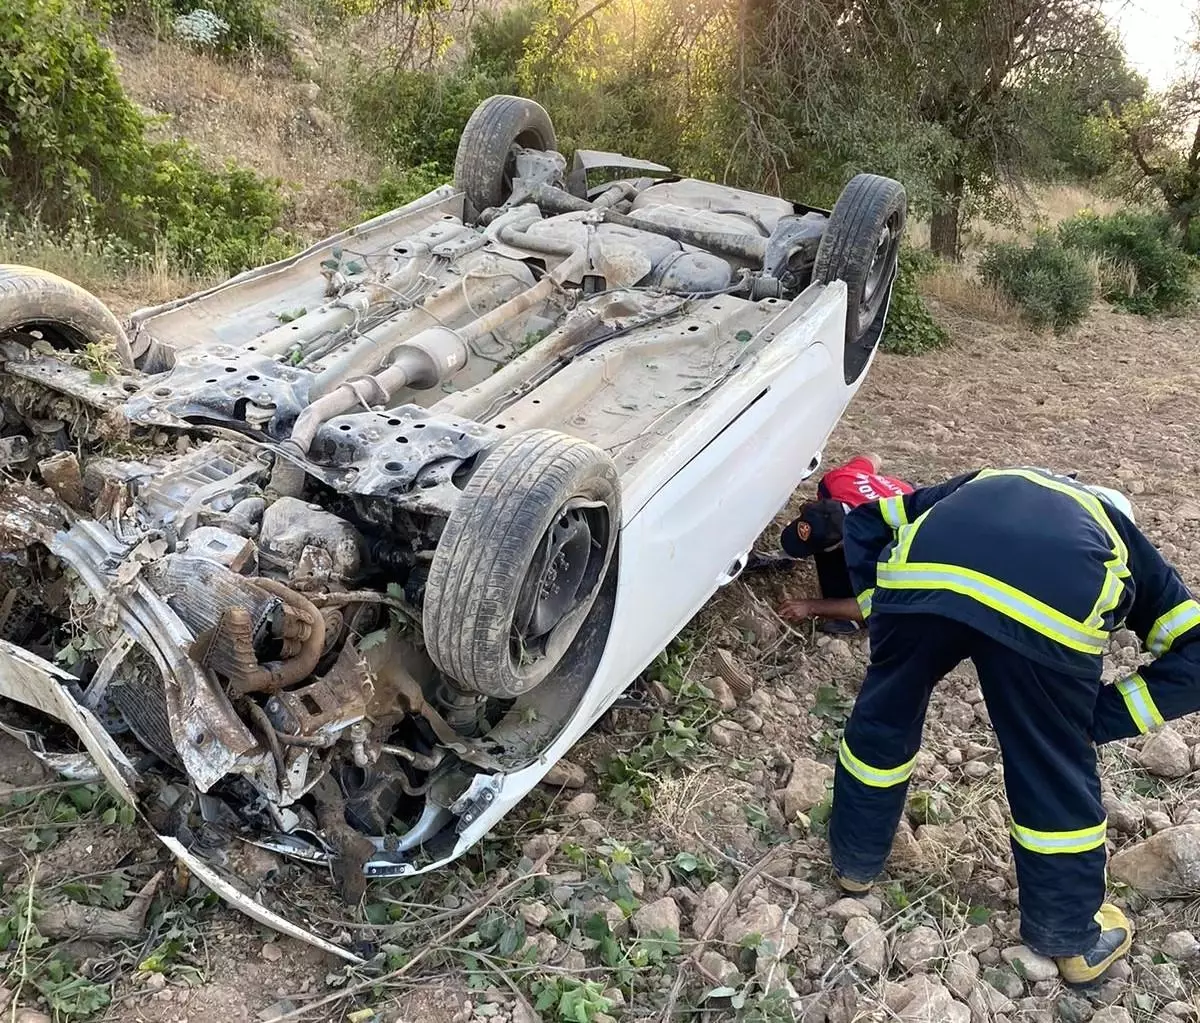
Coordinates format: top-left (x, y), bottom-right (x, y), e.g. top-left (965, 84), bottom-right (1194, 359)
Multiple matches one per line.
top-left (1010, 820), bottom-right (1108, 855)
top-left (888, 506), bottom-right (934, 567)
top-left (856, 588), bottom-right (874, 618)
top-left (879, 496), bottom-right (908, 530)
top-left (877, 562), bottom-right (1107, 655)
top-left (1147, 599), bottom-right (1200, 656)
top-left (1087, 567), bottom-right (1127, 631)
top-left (838, 740), bottom-right (915, 789)
top-left (1116, 673), bottom-right (1164, 734)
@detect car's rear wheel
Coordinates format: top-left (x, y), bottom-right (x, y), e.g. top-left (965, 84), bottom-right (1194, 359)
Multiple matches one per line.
top-left (423, 429), bottom-right (620, 699)
top-left (0, 264), bottom-right (136, 369)
top-left (813, 174), bottom-right (907, 384)
top-left (453, 95), bottom-right (558, 220)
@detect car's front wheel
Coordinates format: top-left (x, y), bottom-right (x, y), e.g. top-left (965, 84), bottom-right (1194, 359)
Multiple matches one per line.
top-left (422, 428), bottom-right (620, 699)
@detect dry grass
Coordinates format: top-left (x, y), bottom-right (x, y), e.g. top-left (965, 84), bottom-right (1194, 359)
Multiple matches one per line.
top-left (110, 34), bottom-right (380, 238)
top-left (920, 263), bottom-right (1023, 326)
top-left (0, 222), bottom-right (208, 315)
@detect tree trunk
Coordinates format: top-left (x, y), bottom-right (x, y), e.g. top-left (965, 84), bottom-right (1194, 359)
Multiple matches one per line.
top-left (930, 170), bottom-right (965, 261)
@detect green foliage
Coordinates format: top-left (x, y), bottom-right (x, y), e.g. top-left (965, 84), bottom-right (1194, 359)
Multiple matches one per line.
top-left (1058, 209), bottom-right (1194, 315)
top-left (881, 249), bottom-right (950, 355)
top-left (348, 67), bottom-right (514, 173)
top-left (0, 0), bottom-right (292, 276)
top-left (979, 235), bottom-right (1096, 332)
top-left (531, 977), bottom-right (613, 1023)
top-left (342, 164), bottom-right (450, 219)
top-left (110, 0), bottom-right (287, 54)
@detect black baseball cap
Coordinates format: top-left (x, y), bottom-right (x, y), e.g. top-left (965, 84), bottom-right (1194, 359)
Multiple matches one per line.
top-left (780, 500), bottom-right (846, 558)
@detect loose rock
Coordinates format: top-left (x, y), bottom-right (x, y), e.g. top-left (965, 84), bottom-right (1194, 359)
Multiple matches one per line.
top-left (1056, 991), bottom-right (1093, 1023)
top-left (895, 925), bottom-right (943, 973)
top-left (776, 757), bottom-right (834, 819)
top-left (632, 897), bottom-right (680, 937)
top-left (959, 924), bottom-right (995, 954)
top-left (1139, 727), bottom-right (1192, 778)
top-left (1162, 930), bottom-right (1200, 960)
top-left (1001, 945), bottom-right (1059, 983)
top-left (983, 966), bottom-right (1024, 1000)
top-left (519, 901), bottom-right (551, 928)
top-left (1109, 824), bottom-right (1200, 896)
top-left (889, 976), bottom-right (969, 1022)
top-left (692, 882), bottom-right (729, 938)
top-left (698, 950), bottom-right (741, 985)
top-left (704, 676), bottom-right (739, 712)
top-left (563, 792), bottom-right (597, 816)
top-left (542, 759), bottom-right (585, 789)
top-left (843, 916), bottom-right (887, 977)
top-left (944, 951), bottom-right (980, 1001)
top-left (725, 898), bottom-right (799, 960)
top-left (968, 983), bottom-right (1015, 1019)
top-left (709, 722), bottom-right (740, 747)
top-left (942, 698), bottom-right (976, 731)
top-left (828, 897), bottom-right (871, 922)
top-left (1102, 791), bottom-right (1143, 835)
top-left (1091, 1009), bottom-right (1132, 1023)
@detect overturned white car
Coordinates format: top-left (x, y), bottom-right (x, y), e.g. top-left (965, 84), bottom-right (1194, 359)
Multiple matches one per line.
top-left (0, 96), bottom-right (904, 950)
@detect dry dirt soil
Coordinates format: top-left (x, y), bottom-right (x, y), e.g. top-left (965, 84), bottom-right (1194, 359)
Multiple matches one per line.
top-left (5, 299), bottom-right (1200, 1023)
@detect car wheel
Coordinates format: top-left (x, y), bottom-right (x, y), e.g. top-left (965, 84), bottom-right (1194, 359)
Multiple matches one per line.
top-left (0, 264), bottom-right (136, 370)
top-left (453, 95), bottom-right (558, 220)
top-left (423, 429), bottom-right (620, 699)
top-left (813, 174), bottom-right (907, 384)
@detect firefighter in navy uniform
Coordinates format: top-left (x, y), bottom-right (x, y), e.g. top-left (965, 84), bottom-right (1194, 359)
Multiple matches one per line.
top-left (831, 467), bottom-right (1200, 985)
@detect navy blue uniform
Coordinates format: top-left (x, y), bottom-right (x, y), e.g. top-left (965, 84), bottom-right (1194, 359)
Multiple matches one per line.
top-left (831, 468), bottom-right (1200, 955)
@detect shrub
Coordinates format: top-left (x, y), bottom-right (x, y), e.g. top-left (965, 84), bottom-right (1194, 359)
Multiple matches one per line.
top-left (111, 0), bottom-right (287, 55)
top-left (1058, 209), bottom-right (1193, 315)
top-left (342, 165), bottom-right (450, 220)
top-left (0, 0), bottom-right (293, 276)
top-left (978, 235), bottom-right (1095, 333)
top-left (881, 249), bottom-right (950, 355)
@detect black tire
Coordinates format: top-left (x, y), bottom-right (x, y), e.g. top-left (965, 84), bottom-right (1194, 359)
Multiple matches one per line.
top-left (0, 264), bottom-right (135, 370)
top-left (423, 429), bottom-right (620, 699)
top-left (453, 95), bottom-right (557, 219)
top-left (813, 174), bottom-right (907, 383)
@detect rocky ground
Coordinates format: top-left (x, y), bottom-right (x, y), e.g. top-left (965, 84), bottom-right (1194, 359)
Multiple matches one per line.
top-left (4, 304), bottom-right (1200, 1023)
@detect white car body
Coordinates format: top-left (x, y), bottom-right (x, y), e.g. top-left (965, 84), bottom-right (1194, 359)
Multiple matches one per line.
top-left (0, 106), bottom-right (898, 956)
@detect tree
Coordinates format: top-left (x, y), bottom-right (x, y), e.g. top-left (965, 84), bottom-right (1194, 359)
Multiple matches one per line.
top-left (1108, 8), bottom-right (1200, 249)
top-left (735, 0), bottom-right (1136, 259)
top-left (876, 0), bottom-right (1129, 259)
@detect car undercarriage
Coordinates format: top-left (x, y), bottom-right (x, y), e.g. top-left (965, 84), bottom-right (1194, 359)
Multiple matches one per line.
top-left (0, 95), bottom-right (905, 925)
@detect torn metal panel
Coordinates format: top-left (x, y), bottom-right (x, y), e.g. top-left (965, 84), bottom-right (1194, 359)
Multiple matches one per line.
top-left (0, 642), bottom-right (138, 802)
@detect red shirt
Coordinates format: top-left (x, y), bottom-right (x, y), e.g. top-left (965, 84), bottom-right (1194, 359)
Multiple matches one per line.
top-left (820, 456), bottom-right (913, 507)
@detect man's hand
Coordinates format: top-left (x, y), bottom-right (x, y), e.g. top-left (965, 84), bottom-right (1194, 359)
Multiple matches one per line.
top-left (778, 598), bottom-right (817, 622)
top-left (778, 596), bottom-right (865, 624)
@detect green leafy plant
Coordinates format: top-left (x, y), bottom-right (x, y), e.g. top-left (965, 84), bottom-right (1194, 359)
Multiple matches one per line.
top-left (0, 0), bottom-right (293, 275)
top-left (1058, 208), bottom-right (1194, 315)
top-left (979, 234), bottom-right (1096, 332)
top-left (531, 978), bottom-right (613, 1023)
top-left (881, 249), bottom-right (950, 355)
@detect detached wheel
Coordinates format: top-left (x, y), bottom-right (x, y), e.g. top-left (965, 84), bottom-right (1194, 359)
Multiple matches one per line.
top-left (0, 264), bottom-right (136, 370)
top-left (423, 429), bottom-right (620, 699)
top-left (813, 174), bottom-right (907, 383)
top-left (453, 95), bottom-right (557, 218)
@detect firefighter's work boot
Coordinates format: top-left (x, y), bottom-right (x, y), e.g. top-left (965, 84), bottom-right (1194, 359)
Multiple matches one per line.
top-left (834, 874), bottom-right (873, 895)
top-left (1055, 904), bottom-right (1133, 986)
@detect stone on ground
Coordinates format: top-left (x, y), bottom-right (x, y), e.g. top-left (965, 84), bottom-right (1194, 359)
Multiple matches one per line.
top-left (843, 916), bottom-right (887, 977)
top-left (776, 757), bottom-right (834, 819)
top-left (1139, 727), bottom-right (1192, 778)
top-left (631, 897), bottom-right (680, 937)
top-left (894, 925), bottom-right (943, 973)
top-left (1001, 945), bottom-right (1059, 982)
top-left (1109, 824), bottom-right (1200, 897)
